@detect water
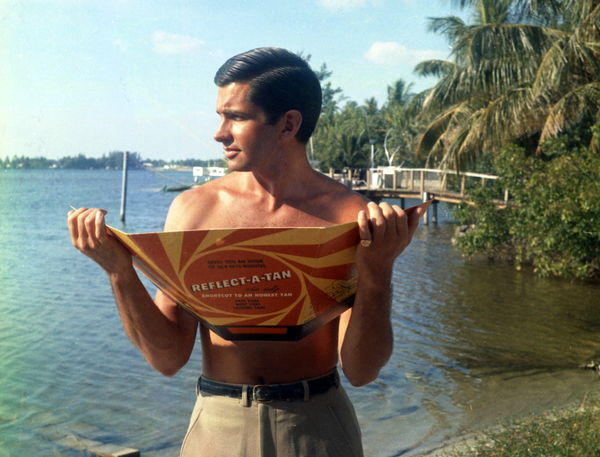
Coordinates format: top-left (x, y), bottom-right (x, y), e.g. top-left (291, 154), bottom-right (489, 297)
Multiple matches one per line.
top-left (1, 169), bottom-right (599, 456)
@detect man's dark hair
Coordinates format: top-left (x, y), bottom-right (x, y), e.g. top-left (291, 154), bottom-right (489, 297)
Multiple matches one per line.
top-left (214, 47), bottom-right (322, 144)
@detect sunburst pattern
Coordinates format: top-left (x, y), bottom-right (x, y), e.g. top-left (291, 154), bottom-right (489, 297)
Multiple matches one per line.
top-left (108, 223), bottom-right (360, 340)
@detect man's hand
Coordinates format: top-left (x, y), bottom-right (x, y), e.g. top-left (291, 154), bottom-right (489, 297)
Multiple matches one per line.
top-left (355, 201), bottom-right (423, 279)
top-left (68, 208), bottom-right (132, 276)
top-left (339, 200), bottom-right (426, 386)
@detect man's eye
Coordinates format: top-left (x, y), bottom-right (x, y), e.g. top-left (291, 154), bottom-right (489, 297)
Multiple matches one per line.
top-left (220, 111), bottom-right (248, 122)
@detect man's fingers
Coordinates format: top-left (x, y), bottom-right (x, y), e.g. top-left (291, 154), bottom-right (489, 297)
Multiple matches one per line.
top-left (95, 210), bottom-right (108, 241)
top-left (367, 202), bottom-right (384, 230)
top-left (68, 207), bottom-right (90, 246)
top-left (358, 210), bottom-right (372, 247)
top-left (359, 201), bottom-right (423, 250)
top-left (68, 207), bottom-right (109, 251)
top-left (392, 205), bottom-right (407, 237)
top-left (68, 209), bottom-right (79, 244)
top-left (83, 209), bottom-right (98, 242)
top-left (374, 201), bottom-right (404, 239)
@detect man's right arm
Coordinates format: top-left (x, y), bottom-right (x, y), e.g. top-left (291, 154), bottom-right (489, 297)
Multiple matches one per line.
top-left (68, 207), bottom-right (198, 376)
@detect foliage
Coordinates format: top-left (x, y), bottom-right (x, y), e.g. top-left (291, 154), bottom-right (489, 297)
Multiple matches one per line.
top-left (0, 152), bottom-right (224, 170)
top-left (296, 51), bottom-right (424, 170)
top-left (0, 155), bottom-right (56, 169)
top-left (311, 68), bottom-right (424, 171)
top-left (454, 132), bottom-right (600, 280)
top-left (414, 0), bottom-right (600, 170)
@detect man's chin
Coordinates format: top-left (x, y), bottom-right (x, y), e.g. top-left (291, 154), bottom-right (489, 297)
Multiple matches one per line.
top-left (225, 159), bottom-right (249, 173)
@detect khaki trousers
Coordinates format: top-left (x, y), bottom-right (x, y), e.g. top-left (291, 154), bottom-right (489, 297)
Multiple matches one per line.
top-left (180, 381), bottom-right (363, 457)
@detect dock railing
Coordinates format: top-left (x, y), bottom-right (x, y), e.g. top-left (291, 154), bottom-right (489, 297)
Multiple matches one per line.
top-left (328, 167), bottom-right (509, 222)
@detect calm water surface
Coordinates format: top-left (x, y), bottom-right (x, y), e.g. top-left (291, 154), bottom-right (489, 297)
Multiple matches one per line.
top-left (1, 169), bottom-right (599, 456)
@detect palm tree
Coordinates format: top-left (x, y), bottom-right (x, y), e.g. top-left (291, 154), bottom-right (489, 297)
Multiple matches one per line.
top-left (532, 0), bottom-right (600, 150)
top-left (314, 101), bottom-right (374, 169)
top-left (413, 0), bottom-right (600, 169)
top-left (382, 79), bottom-right (421, 167)
top-left (387, 79), bottom-right (414, 107)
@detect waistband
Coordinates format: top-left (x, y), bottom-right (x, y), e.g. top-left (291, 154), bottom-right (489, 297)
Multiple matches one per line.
top-left (197, 368), bottom-right (340, 404)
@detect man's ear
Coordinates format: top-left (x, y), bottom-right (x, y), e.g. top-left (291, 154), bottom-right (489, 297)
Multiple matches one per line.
top-left (279, 110), bottom-right (303, 140)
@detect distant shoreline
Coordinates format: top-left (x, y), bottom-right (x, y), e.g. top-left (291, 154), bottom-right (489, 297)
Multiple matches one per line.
top-left (1, 166), bottom-right (194, 171)
top-left (1, 151), bottom-right (224, 171)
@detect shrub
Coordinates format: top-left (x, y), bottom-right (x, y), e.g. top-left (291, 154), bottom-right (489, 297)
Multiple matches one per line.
top-left (454, 135), bottom-right (600, 280)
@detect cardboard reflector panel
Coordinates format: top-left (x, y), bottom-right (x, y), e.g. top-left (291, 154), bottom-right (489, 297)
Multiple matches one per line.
top-left (107, 200), bottom-right (431, 341)
top-left (107, 222), bottom-right (360, 341)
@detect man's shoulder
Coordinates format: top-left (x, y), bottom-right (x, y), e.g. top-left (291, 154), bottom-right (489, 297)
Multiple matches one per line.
top-left (164, 175), bottom-right (238, 231)
top-left (174, 173), bottom-right (239, 204)
top-left (333, 189), bottom-right (370, 224)
top-left (170, 180), bottom-right (216, 211)
top-left (311, 173), bottom-right (369, 224)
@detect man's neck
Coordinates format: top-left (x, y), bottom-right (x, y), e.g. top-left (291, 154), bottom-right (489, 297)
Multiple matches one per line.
top-left (244, 146), bottom-right (317, 203)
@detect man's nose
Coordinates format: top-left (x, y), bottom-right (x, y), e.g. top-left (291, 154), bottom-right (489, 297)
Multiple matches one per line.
top-left (213, 120), bottom-right (230, 143)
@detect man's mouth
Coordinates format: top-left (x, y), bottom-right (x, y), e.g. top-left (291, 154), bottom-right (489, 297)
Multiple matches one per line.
top-left (223, 148), bottom-right (239, 159)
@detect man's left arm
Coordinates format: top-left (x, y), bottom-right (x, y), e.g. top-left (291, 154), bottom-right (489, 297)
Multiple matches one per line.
top-left (338, 201), bottom-right (423, 387)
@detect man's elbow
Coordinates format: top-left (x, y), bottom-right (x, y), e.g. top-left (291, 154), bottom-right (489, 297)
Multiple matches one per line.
top-left (148, 354), bottom-right (190, 377)
top-left (341, 351), bottom-right (392, 387)
top-left (343, 365), bottom-right (383, 387)
top-left (348, 376), bottom-right (377, 387)
top-left (156, 365), bottom-right (181, 377)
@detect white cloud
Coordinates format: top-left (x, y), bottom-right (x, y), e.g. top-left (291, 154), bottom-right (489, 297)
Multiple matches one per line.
top-left (152, 31), bottom-right (205, 55)
top-left (318, 0), bottom-right (378, 12)
top-left (364, 41), bottom-right (448, 67)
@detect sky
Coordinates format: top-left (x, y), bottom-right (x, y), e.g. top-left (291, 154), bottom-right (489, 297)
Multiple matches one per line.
top-left (1, 0), bottom-right (464, 161)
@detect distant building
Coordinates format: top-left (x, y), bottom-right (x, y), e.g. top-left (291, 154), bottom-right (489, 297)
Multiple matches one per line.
top-left (193, 166), bottom-right (227, 183)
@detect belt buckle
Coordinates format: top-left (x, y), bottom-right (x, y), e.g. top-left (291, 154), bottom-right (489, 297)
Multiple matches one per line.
top-left (252, 385), bottom-right (273, 403)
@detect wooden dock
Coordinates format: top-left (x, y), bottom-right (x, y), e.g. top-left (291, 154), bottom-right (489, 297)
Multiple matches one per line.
top-left (328, 167), bottom-right (509, 224)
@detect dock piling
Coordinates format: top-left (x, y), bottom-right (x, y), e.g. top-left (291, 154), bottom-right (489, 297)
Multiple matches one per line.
top-left (120, 151), bottom-right (129, 223)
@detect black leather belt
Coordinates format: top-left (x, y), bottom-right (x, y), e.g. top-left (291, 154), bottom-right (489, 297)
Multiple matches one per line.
top-left (198, 369), bottom-right (340, 403)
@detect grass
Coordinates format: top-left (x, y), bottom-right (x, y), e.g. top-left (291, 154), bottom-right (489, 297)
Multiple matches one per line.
top-left (445, 393), bottom-right (600, 457)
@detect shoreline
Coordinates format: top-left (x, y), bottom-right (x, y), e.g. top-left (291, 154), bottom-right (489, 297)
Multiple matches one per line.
top-left (411, 389), bottom-right (600, 456)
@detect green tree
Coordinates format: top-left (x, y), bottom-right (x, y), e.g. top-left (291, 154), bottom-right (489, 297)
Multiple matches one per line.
top-left (413, 0), bottom-right (600, 169)
top-left (386, 79), bottom-right (414, 107)
top-left (315, 63), bottom-right (345, 122)
top-left (314, 101), bottom-right (370, 170)
top-left (381, 79), bottom-right (423, 167)
top-left (454, 128), bottom-right (600, 280)
top-left (311, 63), bottom-right (421, 170)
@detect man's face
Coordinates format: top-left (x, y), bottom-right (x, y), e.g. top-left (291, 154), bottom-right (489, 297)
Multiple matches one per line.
top-left (213, 82), bottom-right (282, 172)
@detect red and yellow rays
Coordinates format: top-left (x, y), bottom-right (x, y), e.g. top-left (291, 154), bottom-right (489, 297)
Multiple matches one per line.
top-left (107, 223), bottom-right (360, 340)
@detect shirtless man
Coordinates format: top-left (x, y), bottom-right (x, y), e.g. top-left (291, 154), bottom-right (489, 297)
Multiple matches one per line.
top-left (68, 48), bottom-right (424, 457)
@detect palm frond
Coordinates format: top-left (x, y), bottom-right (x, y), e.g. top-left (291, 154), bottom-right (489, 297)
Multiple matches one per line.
top-left (417, 102), bottom-right (476, 164)
top-left (427, 15), bottom-right (467, 41)
top-left (416, 109), bottom-right (454, 157)
top-left (413, 60), bottom-right (457, 78)
top-left (538, 82), bottom-right (600, 147)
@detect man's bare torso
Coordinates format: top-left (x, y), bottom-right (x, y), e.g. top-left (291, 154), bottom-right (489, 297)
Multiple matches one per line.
top-left (160, 170), bottom-right (368, 384)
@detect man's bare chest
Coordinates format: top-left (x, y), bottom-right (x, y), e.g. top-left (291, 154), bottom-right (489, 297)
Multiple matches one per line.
top-left (205, 200), bottom-right (336, 229)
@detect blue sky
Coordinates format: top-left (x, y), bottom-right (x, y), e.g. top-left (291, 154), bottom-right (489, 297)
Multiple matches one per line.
top-left (1, 0), bottom-right (463, 161)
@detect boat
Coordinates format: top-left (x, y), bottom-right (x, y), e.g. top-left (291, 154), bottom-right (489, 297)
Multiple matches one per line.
top-left (161, 184), bottom-right (192, 192)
